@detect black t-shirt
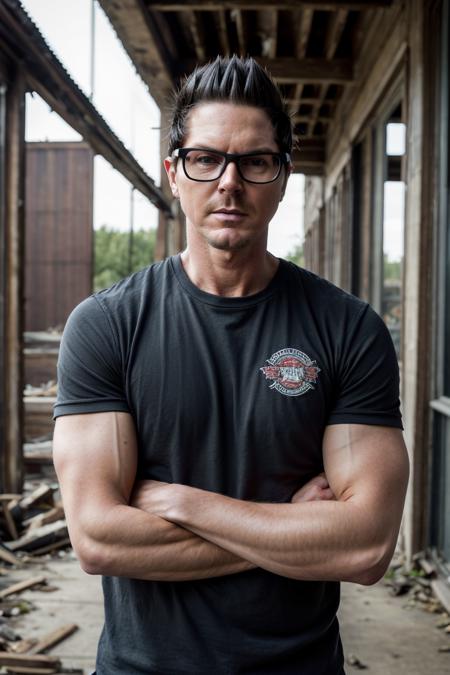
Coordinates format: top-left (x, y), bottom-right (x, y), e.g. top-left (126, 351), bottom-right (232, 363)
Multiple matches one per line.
top-left (55, 255), bottom-right (402, 675)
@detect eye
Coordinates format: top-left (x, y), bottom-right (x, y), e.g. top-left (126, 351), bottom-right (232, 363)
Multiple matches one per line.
top-left (241, 156), bottom-right (270, 168)
top-left (188, 151), bottom-right (222, 166)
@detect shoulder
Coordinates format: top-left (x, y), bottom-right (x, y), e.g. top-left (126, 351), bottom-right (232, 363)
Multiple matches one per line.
top-left (280, 260), bottom-right (368, 319)
top-left (93, 258), bottom-right (169, 314)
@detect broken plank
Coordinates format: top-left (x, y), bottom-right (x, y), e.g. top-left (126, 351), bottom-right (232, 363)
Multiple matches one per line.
top-left (0, 575), bottom-right (46, 599)
top-left (0, 651), bottom-right (61, 667)
top-left (2, 502), bottom-right (19, 540)
top-left (30, 624), bottom-right (78, 654)
top-left (7, 521), bottom-right (67, 552)
top-left (0, 545), bottom-right (20, 566)
top-left (4, 668), bottom-right (57, 674)
top-left (19, 486), bottom-right (54, 511)
top-left (29, 537), bottom-right (71, 557)
top-left (9, 638), bottom-right (39, 654)
top-left (23, 507), bottom-right (65, 532)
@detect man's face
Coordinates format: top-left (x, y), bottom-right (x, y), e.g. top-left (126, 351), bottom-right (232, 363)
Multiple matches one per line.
top-left (164, 102), bottom-right (291, 253)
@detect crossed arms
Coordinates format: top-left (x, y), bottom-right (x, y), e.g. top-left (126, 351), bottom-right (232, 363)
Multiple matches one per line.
top-left (53, 411), bottom-right (409, 584)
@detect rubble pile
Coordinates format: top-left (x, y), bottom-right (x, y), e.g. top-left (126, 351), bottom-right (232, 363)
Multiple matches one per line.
top-left (0, 483), bottom-right (78, 674)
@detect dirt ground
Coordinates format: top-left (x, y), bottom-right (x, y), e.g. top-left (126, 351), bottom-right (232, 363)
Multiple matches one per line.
top-left (1, 555), bottom-right (449, 674)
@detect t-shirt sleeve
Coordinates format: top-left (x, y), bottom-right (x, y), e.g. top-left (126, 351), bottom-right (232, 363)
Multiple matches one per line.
top-left (327, 303), bottom-right (403, 429)
top-left (53, 295), bottom-right (130, 419)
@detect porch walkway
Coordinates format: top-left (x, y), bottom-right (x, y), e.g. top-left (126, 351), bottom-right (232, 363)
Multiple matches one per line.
top-left (2, 556), bottom-right (449, 674)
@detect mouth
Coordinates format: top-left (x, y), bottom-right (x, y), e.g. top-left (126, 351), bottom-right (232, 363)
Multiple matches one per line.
top-left (212, 208), bottom-right (247, 221)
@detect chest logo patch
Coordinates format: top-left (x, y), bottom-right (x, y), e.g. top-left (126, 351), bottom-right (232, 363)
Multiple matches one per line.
top-left (260, 348), bottom-right (321, 397)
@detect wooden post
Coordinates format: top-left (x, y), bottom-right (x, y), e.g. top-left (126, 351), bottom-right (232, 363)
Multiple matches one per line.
top-left (402, 0), bottom-right (435, 562)
top-left (156, 107), bottom-right (185, 259)
top-left (0, 67), bottom-right (25, 493)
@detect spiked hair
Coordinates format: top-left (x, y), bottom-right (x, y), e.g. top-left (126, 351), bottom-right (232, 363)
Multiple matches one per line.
top-left (167, 55), bottom-right (293, 155)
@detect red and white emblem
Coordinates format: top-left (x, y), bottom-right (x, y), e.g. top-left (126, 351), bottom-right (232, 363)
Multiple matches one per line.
top-left (260, 348), bottom-right (320, 397)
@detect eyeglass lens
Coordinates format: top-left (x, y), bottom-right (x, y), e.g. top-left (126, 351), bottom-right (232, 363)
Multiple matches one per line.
top-left (183, 150), bottom-right (281, 183)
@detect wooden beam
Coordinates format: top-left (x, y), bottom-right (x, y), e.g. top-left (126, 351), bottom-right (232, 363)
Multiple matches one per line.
top-left (230, 9), bottom-right (247, 56)
top-left (148, 1), bottom-right (392, 10)
top-left (180, 57), bottom-right (353, 83)
top-left (289, 8), bottom-right (314, 115)
top-left (308, 9), bottom-right (348, 134)
top-left (214, 10), bottom-right (230, 55)
top-left (294, 114), bottom-right (332, 123)
top-left (98, 0), bottom-right (175, 108)
top-left (292, 139), bottom-right (325, 174)
top-left (0, 2), bottom-right (172, 215)
top-left (259, 57), bottom-right (353, 83)
top-left (186, 10), bottom-right (207, 62)
top-left (1, 66), bottom-right (25, 494)
top-left (257, 10), bottom-right (278, 58)
top-left (324, 9), bottom-right (348, 60)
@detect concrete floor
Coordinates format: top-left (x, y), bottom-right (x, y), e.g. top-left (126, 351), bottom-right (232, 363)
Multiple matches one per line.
top-left (2, 555), bottom-right (449, 674)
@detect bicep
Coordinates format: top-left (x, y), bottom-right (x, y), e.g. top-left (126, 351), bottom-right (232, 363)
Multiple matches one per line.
top-left (323, 424), bottom-right (409, 529)
top-left (53, 411), bottom-right (138, 515)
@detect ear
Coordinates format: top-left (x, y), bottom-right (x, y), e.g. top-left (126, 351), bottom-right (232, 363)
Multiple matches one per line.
top-left (164, 157), bottom-right (180, 199)
top-left (280, 163), bottom-right (293, 202)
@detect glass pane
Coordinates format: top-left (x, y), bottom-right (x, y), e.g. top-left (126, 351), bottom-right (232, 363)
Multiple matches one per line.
top-left (382, 180), bottom-right (405, 358)
top-left (430, 412), bottom-right (450, 566)
top-left (386, 123), bottom-right (406, 156)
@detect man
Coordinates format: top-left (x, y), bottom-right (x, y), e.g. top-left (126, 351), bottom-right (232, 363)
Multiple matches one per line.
top-left (53, 56), bottom-right (409, 674)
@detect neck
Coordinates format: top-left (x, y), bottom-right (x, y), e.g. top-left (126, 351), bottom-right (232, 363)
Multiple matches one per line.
top-left (180, 240), bottom-right (279, 297)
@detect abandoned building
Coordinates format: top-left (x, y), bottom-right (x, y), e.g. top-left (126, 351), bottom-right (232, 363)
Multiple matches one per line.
top-left (0, 0), bottom-right (449, 610)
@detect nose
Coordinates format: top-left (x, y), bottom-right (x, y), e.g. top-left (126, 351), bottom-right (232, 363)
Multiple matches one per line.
top-left (217, 159), bottom-right (243, 193)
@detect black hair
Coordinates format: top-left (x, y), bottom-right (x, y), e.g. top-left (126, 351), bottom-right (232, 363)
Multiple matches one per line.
top-left (167, 55), bottom-right (293, 155)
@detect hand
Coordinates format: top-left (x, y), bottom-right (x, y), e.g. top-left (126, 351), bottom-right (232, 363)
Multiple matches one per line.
top-left (129, 479), bottom-right (175, 517)
top-left (291, 473), bottom-right (335, 503)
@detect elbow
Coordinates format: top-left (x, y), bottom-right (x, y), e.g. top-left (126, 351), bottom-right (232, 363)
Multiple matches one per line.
top-left (72, 534), bottom-right (109, 576)
top-left (350, 543), bottom-right (394, 586)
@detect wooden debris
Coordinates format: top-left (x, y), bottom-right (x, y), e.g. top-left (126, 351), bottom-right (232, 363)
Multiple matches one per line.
top-left (30, 624), bottom-right (78, 655)
top-left (346, 653), bottom-right (368, 669)
top-left (23, 507), bottom-right (65, 532)
top-left (0, 651), bottom-right (61, 668)
top-left (29, 537), bottom-right (71, 558)
top-left (2, 503), bottom-right (19, 540)
top-left (9, 639), bottom-right (39, 654)
top-left (0, 545), bottom-right (20, 567)
top-left (4, 667), bottom-right (58, 674)
top-left (7, 521), bottom-right (67, 553)
top-left (0, 575), bottom-right (46, 600)
top-left (18, 486), bottom-right (54, 513)
top-left (8, 485), bottom-right (55, 527)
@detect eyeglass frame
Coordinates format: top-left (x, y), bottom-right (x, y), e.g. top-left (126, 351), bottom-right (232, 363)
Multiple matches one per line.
top-left (171, 147), bottom-right (292, 184)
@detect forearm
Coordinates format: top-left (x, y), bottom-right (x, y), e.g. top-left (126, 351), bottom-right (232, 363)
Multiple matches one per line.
top-left (71, 503), bottom-right (254, 581)
top-left (159, 486), bottom-right (398, 584)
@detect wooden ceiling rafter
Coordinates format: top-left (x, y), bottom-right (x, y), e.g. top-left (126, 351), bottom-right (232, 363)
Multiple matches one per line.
top-left (307, 8), bottom-right (348, 136)
top-left (230, 9), bottom-right (248, 56)
top-left (99, 0), bottom-right (398, 175)
top-left (288, 8), bottom-right (314, 117)
top-left (214, 10), bottom-right (230, 55)
top-left (257, 10), bottom-right (278, 58)
top-left (186, 10), bottom-right (207, 61)
top-left (98, 0), bottom-right (175, 109)
top-left (146, 1), bottom-right (393, 10)
top-left (180, 57), bottom-right (354, 83)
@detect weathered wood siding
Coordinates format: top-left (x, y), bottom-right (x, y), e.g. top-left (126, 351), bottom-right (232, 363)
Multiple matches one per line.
top-left (24, 142), bottom-right (94, 331)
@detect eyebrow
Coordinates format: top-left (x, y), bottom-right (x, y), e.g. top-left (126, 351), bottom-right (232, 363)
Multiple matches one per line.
top-left (187, 146), bottom-right (280, 154)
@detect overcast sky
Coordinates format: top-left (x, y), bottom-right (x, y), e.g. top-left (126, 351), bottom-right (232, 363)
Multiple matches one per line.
top-left (22, 0), bottom-right (304, 258)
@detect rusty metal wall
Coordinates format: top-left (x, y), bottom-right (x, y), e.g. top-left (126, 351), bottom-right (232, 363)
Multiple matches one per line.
top-left (24, 142), bottom-right (93, 331)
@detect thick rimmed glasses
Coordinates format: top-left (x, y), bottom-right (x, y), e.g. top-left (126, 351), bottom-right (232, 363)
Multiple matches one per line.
top-left (172, 147), bottom-right (291, 184)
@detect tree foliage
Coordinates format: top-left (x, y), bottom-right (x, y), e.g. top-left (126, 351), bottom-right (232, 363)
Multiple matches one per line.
top-left (285, 241), bottom-right (304, 267)
top-left (94, 226), bottom-right (156, 291)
